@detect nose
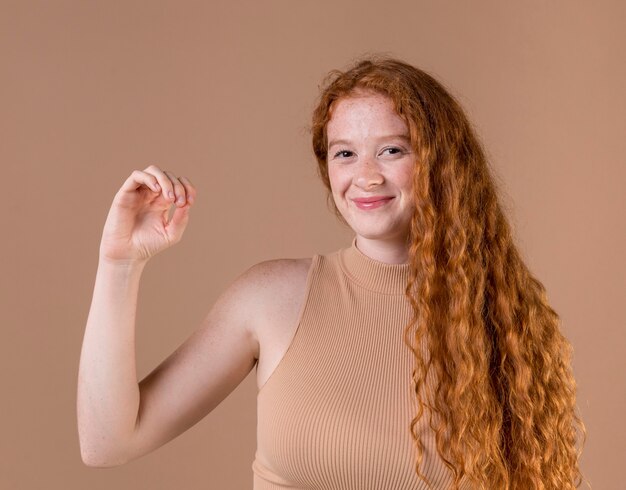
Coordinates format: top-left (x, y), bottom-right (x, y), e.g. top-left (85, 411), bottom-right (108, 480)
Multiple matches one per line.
top-left (354, 157), bottom-right (384, 190)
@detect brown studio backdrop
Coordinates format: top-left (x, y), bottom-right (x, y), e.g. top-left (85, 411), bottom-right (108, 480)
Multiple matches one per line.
top-left (1, 1), bottom-right (624, 489)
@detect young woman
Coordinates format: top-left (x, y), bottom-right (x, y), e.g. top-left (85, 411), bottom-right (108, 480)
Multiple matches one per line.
top-left (77, 56), bottom-right (586, 489)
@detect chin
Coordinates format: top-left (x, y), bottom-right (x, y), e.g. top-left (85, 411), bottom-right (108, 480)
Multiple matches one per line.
top-left (352, 228), bottom-right (399, 240)
top-left (350, 220), bottom-right (411, 239)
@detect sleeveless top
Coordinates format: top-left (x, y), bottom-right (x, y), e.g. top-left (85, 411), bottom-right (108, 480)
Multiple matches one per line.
top-left (252, 237), bottom-right (472, 489)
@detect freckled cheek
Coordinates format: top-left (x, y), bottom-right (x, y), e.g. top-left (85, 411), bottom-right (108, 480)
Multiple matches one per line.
top-left (328, 171), bottom-right (351, 195)
top-left (396, 168), bottom-right (415, 194)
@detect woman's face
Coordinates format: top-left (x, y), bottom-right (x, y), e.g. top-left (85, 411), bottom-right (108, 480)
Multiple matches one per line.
top-left (326, 90), bottom-right (415, 246)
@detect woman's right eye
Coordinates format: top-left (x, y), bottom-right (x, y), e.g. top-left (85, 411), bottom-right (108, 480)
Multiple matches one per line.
top-left (333, 150), bottom-right (354, 158)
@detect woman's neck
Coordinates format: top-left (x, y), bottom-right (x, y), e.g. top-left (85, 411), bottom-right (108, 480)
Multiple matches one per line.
top-left (353, 235), bottom-right (410, 264)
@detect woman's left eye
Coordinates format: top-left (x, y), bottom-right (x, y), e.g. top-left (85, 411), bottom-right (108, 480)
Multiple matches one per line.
top-left (382, 147), bottom-right (403, 155)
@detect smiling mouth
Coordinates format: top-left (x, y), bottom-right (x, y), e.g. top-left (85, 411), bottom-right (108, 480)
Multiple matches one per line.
top-left (353, 197), bottom-right (394, 210)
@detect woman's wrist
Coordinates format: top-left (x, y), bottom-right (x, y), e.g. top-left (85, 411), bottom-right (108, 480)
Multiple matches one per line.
top-left (97, 254), bottom-right (149, 271)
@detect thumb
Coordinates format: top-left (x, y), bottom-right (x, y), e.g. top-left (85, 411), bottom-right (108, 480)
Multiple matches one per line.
top-left (166, 203), bottom-right (191, 241)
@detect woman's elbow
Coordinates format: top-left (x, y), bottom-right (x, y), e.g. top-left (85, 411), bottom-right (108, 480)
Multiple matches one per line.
top-left (79, 442), bottom-right (130, 468)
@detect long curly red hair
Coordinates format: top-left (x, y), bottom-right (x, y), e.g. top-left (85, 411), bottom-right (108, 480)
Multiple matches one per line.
top-left (310, 55), bottom-right (587, 489)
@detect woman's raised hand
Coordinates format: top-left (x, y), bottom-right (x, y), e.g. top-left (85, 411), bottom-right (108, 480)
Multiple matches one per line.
top-left (99, 165), bottom-right (197, 264)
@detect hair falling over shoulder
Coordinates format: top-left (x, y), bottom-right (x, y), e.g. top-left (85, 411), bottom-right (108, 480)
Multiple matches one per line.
top-left (310, 54), bottom-right (588, 490)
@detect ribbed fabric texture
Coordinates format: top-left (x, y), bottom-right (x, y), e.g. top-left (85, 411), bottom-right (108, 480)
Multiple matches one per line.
top-left (252, 237), bottom-right (471, 489)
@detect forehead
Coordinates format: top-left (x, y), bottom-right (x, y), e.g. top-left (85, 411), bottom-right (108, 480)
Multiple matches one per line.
top-left (326, 91), bottom-right (408, 137)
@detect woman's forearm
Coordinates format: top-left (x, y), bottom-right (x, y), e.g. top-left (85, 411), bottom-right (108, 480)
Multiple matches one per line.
top-left (77, 257), bottom-right (147, 467)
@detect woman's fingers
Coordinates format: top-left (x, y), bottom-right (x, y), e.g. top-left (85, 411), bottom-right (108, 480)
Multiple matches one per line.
top-left (101, 166), bottom-right (197, 263)
top-left (163, 170), bottom-right (187, 207)
top-left (118, 165), bottom-right (195, 207)
top-left (179, 176), bottom-right (196, 204)
top-left (143, 165), bottom-right (177, 202)
top-left (120, 169), bottom-right (160, 193)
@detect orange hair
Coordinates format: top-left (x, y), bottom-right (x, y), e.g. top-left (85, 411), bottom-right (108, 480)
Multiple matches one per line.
top-left (310, 55), bottom-right (588, 489)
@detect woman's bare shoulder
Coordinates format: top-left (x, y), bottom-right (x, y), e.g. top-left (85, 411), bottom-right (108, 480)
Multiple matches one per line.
top-left (242, 256), bottom-right (313, 295)
top-left (242, 257), bottom-right (314, 384)
top-left (221, 256), bottom-right (314, 319)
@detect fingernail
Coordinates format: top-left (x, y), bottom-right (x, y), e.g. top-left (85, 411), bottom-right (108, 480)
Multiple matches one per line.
top-left (168, 191), bottom-right (175, 200)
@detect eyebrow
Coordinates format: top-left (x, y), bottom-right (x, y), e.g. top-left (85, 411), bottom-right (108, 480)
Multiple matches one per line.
top-left (327, 134), bottom-right (411, 150)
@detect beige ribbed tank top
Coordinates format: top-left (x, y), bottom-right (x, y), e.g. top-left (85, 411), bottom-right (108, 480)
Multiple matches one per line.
top-left (252, 237), bottom-right (471, 489)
